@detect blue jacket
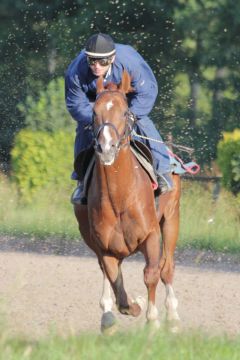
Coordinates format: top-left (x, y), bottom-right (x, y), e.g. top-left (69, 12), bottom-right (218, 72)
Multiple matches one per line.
top-left (65, 44), bottom-right (158, 126)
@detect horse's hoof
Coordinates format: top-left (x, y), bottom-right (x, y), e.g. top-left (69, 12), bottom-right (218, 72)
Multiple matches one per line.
top-left (133, 296), bottom-right (146, 311)
top-left (130, 302), bottom-right (141, 317)
top-left (101, 311), bottom-right (117, 335)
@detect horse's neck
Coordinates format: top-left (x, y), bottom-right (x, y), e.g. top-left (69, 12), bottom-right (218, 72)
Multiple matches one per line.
top-left (96, 148), bottom-right (136, 203)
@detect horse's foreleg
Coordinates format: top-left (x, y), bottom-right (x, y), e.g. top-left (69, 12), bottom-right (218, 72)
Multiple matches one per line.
top-left (99, 270), bottom-right (117, 334)
top-left (140, 231), bottom-right (161, 328)
top-left (102, 255), bottom-right (141, 317)
top-left (100, 272), bottom-right (113, 313)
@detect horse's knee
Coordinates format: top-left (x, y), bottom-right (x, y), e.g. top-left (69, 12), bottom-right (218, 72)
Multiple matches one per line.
top-left (144, 266), bottom-right (160, 288)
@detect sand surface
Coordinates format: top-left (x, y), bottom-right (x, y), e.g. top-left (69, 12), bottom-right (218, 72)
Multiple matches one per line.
top-left (0, 237), bottom-right (239, 338)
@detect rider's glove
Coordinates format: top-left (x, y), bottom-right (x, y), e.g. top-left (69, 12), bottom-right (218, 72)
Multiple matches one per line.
top-left (128, 110), bottom-right (137, 128)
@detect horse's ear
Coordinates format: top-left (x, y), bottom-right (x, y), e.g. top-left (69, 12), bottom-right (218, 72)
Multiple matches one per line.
top-left (96, 76), bottom-right (105, 94)
top-left (118, 70), bottom-right (134, 94)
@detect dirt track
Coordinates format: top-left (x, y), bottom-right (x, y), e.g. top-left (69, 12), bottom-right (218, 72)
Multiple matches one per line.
top-left (0, 236), bottom-right (239, 339)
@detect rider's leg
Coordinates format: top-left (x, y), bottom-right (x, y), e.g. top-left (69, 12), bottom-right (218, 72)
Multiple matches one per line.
top-left (134, 117), bottom-right (173, 193)
top-left (71, 124), bottom-right (93, 205)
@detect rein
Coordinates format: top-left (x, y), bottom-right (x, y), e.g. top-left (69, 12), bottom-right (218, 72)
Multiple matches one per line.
top-left (132, 130), bottom-right (200, 175)
top-left (132, 130), bottom-right (193, 154)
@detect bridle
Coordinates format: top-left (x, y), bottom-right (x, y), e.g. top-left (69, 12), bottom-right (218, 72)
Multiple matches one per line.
top-left (90, 91), bottom-right (135, 154)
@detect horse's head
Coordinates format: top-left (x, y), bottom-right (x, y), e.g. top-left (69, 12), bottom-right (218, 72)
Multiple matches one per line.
top-left (92, 70), bottom-right (134, 166)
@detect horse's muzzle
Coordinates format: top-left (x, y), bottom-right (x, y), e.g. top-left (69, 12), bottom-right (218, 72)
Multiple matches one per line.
top-left (95, 143), bottom-right (119, 166)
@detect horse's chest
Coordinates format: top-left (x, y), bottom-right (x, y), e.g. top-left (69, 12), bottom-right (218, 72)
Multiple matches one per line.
top-left (90, 209), bottom-right (149, 255)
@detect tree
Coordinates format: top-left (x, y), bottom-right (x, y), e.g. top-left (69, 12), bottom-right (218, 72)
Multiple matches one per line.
top-left (18, 77), bottom-right (74, 132)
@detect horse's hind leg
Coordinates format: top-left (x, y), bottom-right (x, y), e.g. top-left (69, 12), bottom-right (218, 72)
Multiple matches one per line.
top-left (102, 255), bottom-right (142, 317)
top-left (160, 245), bottom-right (180, 330)
top-left (159, 181), bottom-right (181, 331)
top-left (160, 228), bottom-right (180, 327)
top-left (140, 231), bottom-right (161, 329)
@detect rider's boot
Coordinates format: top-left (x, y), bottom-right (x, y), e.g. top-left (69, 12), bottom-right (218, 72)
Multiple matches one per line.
top-left (71, 181), bottom-right (87, 205)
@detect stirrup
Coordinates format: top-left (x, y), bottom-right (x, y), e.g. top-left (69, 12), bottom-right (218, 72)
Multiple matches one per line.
top-left (70, 182), bottom-right (87, 205)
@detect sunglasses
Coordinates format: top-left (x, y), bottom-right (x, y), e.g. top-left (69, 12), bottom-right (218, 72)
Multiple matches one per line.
top-left (87, 56), bottom-right (113, 66)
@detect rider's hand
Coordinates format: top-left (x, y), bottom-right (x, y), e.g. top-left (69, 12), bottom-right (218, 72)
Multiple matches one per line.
top-left (128, 111), bottom-right (137, 127)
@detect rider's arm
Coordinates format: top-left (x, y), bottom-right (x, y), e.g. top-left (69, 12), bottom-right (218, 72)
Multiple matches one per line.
top-left (128, 66), bottom-right (158, 119)
top-left (119, 46), bottom-right (158, 119)
top-left (65, 70), bottom-right (93, 126)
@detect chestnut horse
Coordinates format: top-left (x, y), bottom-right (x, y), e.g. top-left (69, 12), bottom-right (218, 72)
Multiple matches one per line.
top-left (74, 71), bottom-right (180, 333)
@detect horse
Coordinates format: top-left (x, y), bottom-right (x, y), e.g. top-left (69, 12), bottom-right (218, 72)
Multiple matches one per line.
top-left (74, 70), bottom-right (181, 334)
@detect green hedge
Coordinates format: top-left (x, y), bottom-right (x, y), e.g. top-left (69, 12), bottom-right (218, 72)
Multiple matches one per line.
top-left (17, 77), bottom-right (74, 133)
top-left (217, 129), bottom-right (240, 194)
top-left (11, 130), bottom-right (74, 202)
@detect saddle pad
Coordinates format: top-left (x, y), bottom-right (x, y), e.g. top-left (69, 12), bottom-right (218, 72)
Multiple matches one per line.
top-left (130, 146), bottom-right (158, 185)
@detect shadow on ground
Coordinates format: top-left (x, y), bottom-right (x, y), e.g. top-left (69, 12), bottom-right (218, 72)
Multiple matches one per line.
top-left (0, 235), bottom-right (239, 273)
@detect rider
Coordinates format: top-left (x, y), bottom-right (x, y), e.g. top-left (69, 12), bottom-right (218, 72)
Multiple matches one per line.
top-left (65, 33), bottom-right (173, 204)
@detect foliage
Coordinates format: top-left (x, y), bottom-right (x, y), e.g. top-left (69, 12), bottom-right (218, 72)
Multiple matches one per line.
top-left (0, 329), bottom-right (239, 360)
top-left (1, 0), bottom-right (240, 168)
top-left (0, 177), bottom-right (240, 254)
top-left (17, 77), bottom-right (74, 132)
top-left (11, 129), bottom-right (74, 202)
top-left (0, 175), bottom-right (78, 239)
top-left (180, 182), bottom-right (240, 252)
top-left (217, 129), bottom-right (240, 194)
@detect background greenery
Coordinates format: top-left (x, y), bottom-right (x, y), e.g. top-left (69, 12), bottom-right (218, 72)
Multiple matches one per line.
top-left (0, 0), bottom-right (239, 249)
top-left (217, 129), bottom-right (240, 194)
top-left (1, 173), bottom-right (239, 254)
top-left (0, 329), bottom-right (239, 360)
top-left (11, 129), bottom-right (74, 201)
top-left (1, 0), bottom-right (240, 168)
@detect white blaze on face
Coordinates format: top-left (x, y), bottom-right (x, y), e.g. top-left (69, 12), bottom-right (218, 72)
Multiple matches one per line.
top-left (102, 125), bottom-right (113, 151)
top-left (106, 100), bottom-right (114, 111)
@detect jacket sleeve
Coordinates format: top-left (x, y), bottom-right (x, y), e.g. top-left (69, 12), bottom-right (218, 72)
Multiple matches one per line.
top-left (127, 62), bottom-right (158, 119)
top-left (65, 71), bottom-right (93, 126)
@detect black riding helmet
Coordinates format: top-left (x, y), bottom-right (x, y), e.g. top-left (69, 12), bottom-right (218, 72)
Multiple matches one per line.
top-left (85, 33), bottom-right (116, 58)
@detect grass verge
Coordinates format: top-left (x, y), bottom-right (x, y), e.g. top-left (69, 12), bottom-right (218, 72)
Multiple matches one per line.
top-left (0, 175), bottom-right (239, 253)
top-left (0, 329), bottom-right (239, 360)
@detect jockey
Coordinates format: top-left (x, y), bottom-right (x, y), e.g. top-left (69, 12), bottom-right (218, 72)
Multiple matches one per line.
top-left (65, 33), bottom-right (173, 205)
